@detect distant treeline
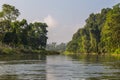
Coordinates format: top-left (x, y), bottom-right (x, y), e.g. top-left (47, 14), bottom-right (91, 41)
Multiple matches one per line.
top-left (0, 4), bottom-right (48, 50)
top-left (46, 42), bottom-right (66, 52)
top-left (66, 3), bottom-right (120, 54)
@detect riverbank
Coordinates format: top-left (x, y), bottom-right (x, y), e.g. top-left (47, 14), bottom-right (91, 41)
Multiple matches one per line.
top-left (64, 51), bottom-right (120, 57)
top-left (0, 45), bottom-right (60, 55)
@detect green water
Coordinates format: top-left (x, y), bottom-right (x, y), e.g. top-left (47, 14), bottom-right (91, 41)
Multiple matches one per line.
top-left (0, 54), bottom-right (119, 80)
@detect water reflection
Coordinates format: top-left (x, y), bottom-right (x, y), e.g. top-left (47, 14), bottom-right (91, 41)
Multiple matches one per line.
top-left (47, 55), bottom-right (120, 80)
top-left (0, 54), bottom-right (119, 80)
top-left (0, 75), bottom-right (18, 80)
top-left (0, 54), bottom-right (47, 80)
top-left (69, 54), bottom-right (120, 80)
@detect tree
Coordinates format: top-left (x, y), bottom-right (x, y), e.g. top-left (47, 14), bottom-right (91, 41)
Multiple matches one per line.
top-left (0, 4), bottom-right (48, 50)
top-left (101, 3), bottom-right (120, 53)
top-left (0, 4), bottom-right (20, 44)
top-left (66, 5), bottom-right (116, 54)
top-left (28, 22), bottom-right (48, 49)
top-left (1, 4), bottom-right (20, 21)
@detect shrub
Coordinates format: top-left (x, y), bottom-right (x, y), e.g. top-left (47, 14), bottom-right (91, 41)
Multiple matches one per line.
top-left (114, 48), bottom-right (120, 54)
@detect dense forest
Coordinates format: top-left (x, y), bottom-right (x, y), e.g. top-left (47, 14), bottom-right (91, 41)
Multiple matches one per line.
top-left (0, 4), bottom-right (48, 52)
top-left (66, 3), bottom-right (120, 54)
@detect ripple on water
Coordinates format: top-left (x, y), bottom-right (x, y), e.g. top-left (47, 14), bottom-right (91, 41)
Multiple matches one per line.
top-left (0, 55), bottom-right (119, 80)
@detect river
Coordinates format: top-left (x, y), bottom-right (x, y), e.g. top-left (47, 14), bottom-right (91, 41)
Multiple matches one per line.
top-left (0, 54), bottom-right (119, 80)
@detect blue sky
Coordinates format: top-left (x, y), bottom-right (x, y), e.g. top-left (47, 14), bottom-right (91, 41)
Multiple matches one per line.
top-left (0, 0), bottom-right (120, 44)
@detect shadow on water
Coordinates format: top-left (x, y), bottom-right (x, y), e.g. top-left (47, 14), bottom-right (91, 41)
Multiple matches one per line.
top-left (0, 54), bottom-right (47, 80)
top-left (0, 75), bottom-right (18, 80)
top-left (0, 54), bottom-right (46, 61)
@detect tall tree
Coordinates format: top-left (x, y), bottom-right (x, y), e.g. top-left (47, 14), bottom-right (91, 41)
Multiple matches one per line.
top-left (0, 4), bottom-right (48, 50)
top-left (66, 6), bottom-right (115, 54)
top-left (1, 4), bottom-right (20, 21)
top-left (101, 3), bottom-right (120, 53)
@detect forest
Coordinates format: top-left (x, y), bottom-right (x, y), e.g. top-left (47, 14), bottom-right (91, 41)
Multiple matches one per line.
top-left (0, 3), bottom-right (120, 55)
top-left (66, 3), bottom-right (120, 54)
top-left (0, 4), bottom-right (48, 54)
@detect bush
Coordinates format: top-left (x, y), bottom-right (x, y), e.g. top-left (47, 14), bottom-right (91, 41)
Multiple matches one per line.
top-left (2, 47), bottom-right (14, 54)
top-left (114, 48), bottom-right (120, 54)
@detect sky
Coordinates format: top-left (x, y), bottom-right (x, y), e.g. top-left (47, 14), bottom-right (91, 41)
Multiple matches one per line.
top-left (0, 0), bottom-right (120, 44)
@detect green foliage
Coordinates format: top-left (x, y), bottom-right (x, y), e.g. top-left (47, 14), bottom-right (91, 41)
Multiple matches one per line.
top-left (114, 48), bottom-right (120, 54)
top-left (2, 4), bottom-right (20, 21)
top-left (0, 4), bottom-right (48, 51)
top-left (66, 3), bottom-right (120, 54)
top-left (2, 47), bottom-right (14, 54)
top-left (101, 3), bottom-right (120, 53)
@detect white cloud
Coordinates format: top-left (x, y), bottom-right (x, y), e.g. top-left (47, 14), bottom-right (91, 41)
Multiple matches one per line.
top-left (44, 15), bottom-right (57, 29)
top-left (30, 15), bottom-right (57, 29)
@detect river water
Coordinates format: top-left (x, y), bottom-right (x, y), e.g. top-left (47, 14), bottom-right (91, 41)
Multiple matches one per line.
top-left (0, 54), bottom-right (119, 80)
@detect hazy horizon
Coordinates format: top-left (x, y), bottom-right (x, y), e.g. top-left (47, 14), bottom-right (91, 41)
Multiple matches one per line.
top-left (0, 0), bottom-right (120, 44)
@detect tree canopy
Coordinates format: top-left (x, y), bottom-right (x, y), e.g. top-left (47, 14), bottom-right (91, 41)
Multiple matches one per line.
top-left (0, 4), bottom-right (48, 50)
top-left (66, 3), bottom-right (120, 54)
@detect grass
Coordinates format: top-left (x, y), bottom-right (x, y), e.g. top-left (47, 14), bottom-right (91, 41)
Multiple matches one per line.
top-left (64, 50), bottom-right (120, 57)
top-left (0, 43), bottom-right (60, 55)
